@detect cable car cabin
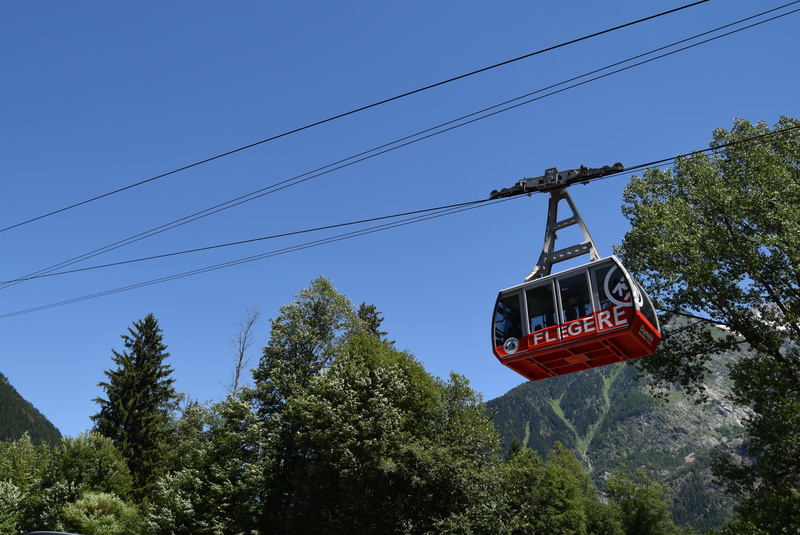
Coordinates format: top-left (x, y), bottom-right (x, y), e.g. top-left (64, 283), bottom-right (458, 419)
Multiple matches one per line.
top-left (492, 256), bottom-right (660, 381)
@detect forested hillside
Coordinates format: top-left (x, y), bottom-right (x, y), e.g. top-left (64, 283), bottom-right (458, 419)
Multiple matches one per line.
top-left (0, 372), bottom-right (61, 445)
top-left (487, 356), bottom-right (748, 531)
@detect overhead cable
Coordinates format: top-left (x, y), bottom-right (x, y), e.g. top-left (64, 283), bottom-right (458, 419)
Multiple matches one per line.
top-left (5, 2), bottom-right (795, 292)
top-left (1, 124), bottom-right (797, 319)
top-left (0, 199), bottom-right (510, 318)
top-left (0, 0), bottom-right (713, 235)
top-left (618, 123), bottom-right (800, 178)
top-left (0, 200), bottom-right (488, 284)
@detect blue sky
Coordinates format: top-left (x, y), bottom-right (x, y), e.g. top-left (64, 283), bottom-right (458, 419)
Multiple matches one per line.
top-left (2, 1), bottom-right (798, 438)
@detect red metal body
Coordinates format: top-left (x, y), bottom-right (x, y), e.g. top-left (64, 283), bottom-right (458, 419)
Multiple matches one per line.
top-left (494, 305), bottom-right (660, 381)
top-left (492, 257), bottom-right (661, 382)
top-left (489, 166), bottom-right (660, 382)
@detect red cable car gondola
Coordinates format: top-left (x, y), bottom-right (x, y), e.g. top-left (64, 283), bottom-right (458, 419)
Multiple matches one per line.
top-left (489, 164), bottom-right (661, 381)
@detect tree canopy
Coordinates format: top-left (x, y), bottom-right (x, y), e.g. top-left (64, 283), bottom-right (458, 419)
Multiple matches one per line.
top-left (3, 277), bottom-right (689, 534)
top-left (250, 276), bottom-right (363, 419)
top-left (619, 116), bottom-right (800, 533)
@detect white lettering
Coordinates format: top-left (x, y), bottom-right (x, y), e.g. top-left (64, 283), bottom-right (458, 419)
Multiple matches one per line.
top-left (567, 321), bottom-right (582, 336)
top-left (598, 310), bottom-right (613, 329)
top-left (531, 308), bottom-right (635, 346)
top-left (638, 324), bottom-right (655, 344)
top-left (558, 317), bottom-right (600, 340)
top-left (531, 329), bottom-right (560, 346)
top-left (613, 306), bottom-right (627, 326)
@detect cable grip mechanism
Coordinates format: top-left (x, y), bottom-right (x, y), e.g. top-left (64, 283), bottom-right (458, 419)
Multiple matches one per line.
top-left (488, 162), bottom-right (624, 282)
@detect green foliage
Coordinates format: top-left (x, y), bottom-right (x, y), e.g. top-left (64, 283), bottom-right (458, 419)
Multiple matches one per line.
top-left (92, 313), bottom-right (178, 500)
top-left (0, 432), bottom-right (138, 533)
top-left (606, 469), bottom-right (684, 535)
top-left (0, 433), bottom-right (47, 492)
top-left (0, 433), bottom-right (48, 533)
top-left (61, 491), bottom-right (140, 535)
top-left (21, 433), bottom-right (134, 532)
top-left (250, 276), bottom-right (363, 419)
top-left (7, 276), bottom-right (741, 534)
top-left (261, 332), bottom-right (500, 534)
top-left (484, 447), bottom-right (550, 534)
top-left (432, 443), bottom-right (627, 535)
top-left (48, 433), bottom-right (133, 499)
top-left (709, 355), bottom-right (800, 532)
top-left (356, 301), bottom-right (392, 342)
top-left (145, 398), bottom-right (263, 535)
top-left (487, 371), bottom-right (582, 456)
top-left (0, 435), bottom-right (42, 532)
top-left (487, 361), bottom-right (739, 531)
top-left (0, 480), bottom-right (24, 534)
top-left (488, 365), bottom-right (657, 459)
top-left (620, 116), bottom-right (800, 393)
top-left (619, 116), bottom-right (800, 532)
top-left (0, 372), bottom-right (61, 445)
top-left (537, 443), bottom-right (600, 534)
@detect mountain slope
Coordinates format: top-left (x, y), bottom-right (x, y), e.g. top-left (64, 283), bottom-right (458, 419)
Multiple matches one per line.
top-left (0, 372), bottom-right (61, 445)
top-left (486, 357), bottom-right (747, 532)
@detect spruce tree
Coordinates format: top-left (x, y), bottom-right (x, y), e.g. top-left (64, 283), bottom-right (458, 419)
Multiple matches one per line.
top-left (92, 313), bottom-right (177, 500)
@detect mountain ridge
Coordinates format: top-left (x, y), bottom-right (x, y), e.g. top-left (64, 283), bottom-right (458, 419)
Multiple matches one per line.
top-left (0, 372), bottom-right (62, 445)
top-left (486, 355), bottom-right (747, 531)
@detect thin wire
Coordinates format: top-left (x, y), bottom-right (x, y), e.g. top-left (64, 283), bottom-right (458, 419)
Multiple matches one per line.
top-left (0, 199), bottom-right (488, 283)
top-left (3, 8), bottom-right (799, 316)
top-left (0, 0), bottom-right (712, 235)
top-left (661, 309), bottom-right (728, 326)
top-left (619, 123), bottom-right (800, 177)
top-left (1, 123), bottom-right (796, 319)
top-left (0, 199), bottom-right (513, 318)
top-left (5, 2), bottom-right (793, 292)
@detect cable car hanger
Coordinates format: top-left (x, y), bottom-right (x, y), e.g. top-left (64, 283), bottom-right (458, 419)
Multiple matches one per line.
top-left (490, 162), bottom-right (623, 281)
top-left (488, 163), bottom-right (661, 382)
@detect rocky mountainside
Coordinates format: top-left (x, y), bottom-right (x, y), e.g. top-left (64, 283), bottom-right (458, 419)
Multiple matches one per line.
top-left (0, 372), bottom-right (61, 445)
top-left (486, 355), bottom-right (748, 532)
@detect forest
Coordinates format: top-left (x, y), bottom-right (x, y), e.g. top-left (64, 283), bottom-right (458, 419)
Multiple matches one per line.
top-left (1, 117), bottom-right (799, 534)
top-left (0, 373), bottom-right (61, 446)
top-left (1, 279), bottom-right (688, 535)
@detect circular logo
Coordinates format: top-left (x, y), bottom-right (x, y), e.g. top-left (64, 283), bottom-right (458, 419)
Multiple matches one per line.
top-left (604, 266), bottom-right (634, 308)
top-left (504, 338), bottom-right (520, 354)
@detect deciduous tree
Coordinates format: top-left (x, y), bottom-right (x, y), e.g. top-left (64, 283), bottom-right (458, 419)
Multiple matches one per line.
top-left (17, 433), bottom-right (136, 533)
top-left (60, 491), bottom-right (140, 535)
top-left (262, 333), bottom-right (499, 534)
top-left (0, 434), bottom-right (46, 533)
top-left (250, 276), bottom-right (362, 420)
top-left (145, 398), bottom-right (263, 535)
top-left (228, 307), bottom-right (261, 397)
top-left (248, 278), bottom-right (501, 533)
top-left (619, 116), bottom-right (800, 532)
top-left (606, 469), bottom-right (683, 535)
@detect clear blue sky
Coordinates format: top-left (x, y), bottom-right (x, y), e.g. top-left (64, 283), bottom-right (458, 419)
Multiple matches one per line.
top-left (2, 1), bottom-right (798, 437)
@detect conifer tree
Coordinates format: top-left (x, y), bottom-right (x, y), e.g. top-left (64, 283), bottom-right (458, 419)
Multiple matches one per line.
top-left (356, 301), bottom-right (391, 343)
top-left (92, 313), bottom-right (177, 500)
